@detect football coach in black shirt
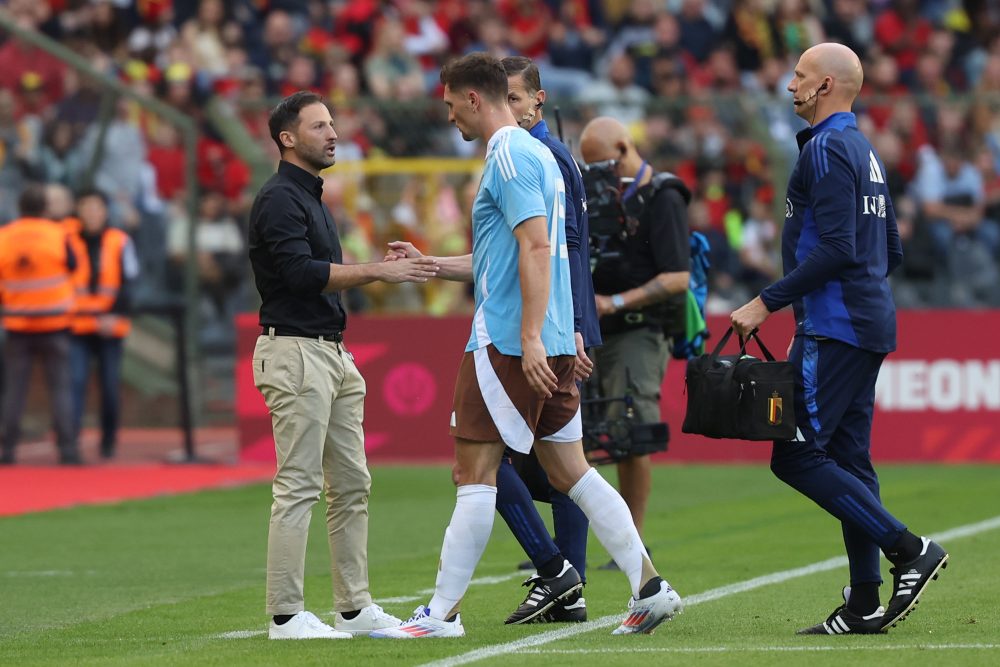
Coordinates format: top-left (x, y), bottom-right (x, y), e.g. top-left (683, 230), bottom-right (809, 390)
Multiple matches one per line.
top-left (249, 90), bottom-right (438, 640)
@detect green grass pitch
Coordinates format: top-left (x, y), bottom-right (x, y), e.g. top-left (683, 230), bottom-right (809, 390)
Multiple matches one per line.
top-left (1, 464), bottom-right (998, 666)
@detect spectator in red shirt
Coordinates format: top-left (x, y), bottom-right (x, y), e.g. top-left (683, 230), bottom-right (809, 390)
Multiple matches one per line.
top-left (146, 124), bottom-right (185, 202)
top-left (499, 0), bottom-right (552, 58)
top-left (0, 39), bottom-right (65, 109)
top-left (874, 0), bottom-right (932, 81)
top-left (196, 137), bottom-right (250, 202)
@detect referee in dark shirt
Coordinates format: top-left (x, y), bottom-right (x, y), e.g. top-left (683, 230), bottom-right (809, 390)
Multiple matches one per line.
top-left (249, 91), bottom-right (437, 640)
top-left (731, 44), bottom-right (947, 636)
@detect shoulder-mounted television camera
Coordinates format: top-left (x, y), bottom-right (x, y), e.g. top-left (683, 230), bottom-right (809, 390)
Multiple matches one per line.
top-left (580, 159), bottom-right (625, 238)
top-left (580, 159), bottom-right (628, 268)
top-left (580, 159), bottom-right (662, 268)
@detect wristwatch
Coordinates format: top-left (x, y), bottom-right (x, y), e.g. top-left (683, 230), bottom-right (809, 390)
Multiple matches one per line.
top-left (611, 294), bottom-right (626, 312)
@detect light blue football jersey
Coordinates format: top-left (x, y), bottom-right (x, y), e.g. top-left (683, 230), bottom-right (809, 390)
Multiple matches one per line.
top-left (465, 125), bottom-right (575, 357)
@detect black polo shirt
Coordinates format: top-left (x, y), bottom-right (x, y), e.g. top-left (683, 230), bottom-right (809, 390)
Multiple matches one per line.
top-left (248, 160), bottom-right (347, 335)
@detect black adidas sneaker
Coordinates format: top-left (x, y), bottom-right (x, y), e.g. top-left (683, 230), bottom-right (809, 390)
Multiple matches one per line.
top-left (797, 605), bottom-right (886, 635)
top-left (504, 560), bottom-right (583, 625)
top-left (797, 586), bottom-right (884, 635)
top-left (881, 537), bottom-right (949, 630)
top-left (534, 590), bottom-right (587, 623)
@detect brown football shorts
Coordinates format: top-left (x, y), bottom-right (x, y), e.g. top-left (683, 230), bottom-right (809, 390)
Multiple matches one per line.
top-left (449, 344), bottom-right (581, 452)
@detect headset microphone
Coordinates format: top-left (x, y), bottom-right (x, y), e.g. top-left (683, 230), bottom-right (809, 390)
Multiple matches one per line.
top-left (803, 81), bottom-right (828, 104)
top-left (805, 82), bottom-right (828, 125)
top-left (535, 101), bottom-right (544, 110)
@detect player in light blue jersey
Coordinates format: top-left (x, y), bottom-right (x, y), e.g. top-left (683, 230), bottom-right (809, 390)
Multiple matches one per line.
top-left (371, 53), bottom-right (682, 641)
top-left (465, 118), bottom-right (575, 359)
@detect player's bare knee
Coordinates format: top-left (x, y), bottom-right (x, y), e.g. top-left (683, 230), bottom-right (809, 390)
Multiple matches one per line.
top-left (534, 441), bottom-right (589, 493)
top-left (453, 438), bottom-right (504, 486)
top-left (454, 466), bottom-right (498, 487)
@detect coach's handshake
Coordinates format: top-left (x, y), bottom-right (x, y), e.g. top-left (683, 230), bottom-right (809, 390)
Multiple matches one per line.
top-left (373, 254), bottom-right (440, 284)
top-left (384, 241), bottom-right (473, 282)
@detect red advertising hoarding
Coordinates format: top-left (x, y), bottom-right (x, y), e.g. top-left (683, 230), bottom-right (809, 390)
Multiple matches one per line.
top-left (236, 311), bottom-right (1000, 463)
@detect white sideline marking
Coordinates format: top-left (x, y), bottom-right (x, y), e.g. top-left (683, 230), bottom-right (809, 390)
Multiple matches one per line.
top-left (213, 571), bottom-right (523, 639)
top-left (520, 644), bottom-right (1000, 655)
top-left (418, 515), bottom-right (1000, 667)
top-left (218, 630), bottom-right (265, 639)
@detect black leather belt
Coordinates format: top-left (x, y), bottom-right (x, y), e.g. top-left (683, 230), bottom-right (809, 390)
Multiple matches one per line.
top-left (263, 327), bottom-right (343, 342)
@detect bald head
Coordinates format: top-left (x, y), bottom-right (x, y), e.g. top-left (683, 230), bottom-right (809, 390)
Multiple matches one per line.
top-left (580, 116), bottom-right (649, 182)
top-left (802, 42), bottom-right (863, 99)
top-left (580, 117), bottom-right (631, 165)
top-left (789, 42), bottom-right (863, 124)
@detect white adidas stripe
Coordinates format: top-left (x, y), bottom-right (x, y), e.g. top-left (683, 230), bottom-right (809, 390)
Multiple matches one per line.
top-left (500, 133), bottom-right (517, 181)
top-left (869, 151), bottom-right (885, 184)
top-left (832, 615), bottom-right (850, 633)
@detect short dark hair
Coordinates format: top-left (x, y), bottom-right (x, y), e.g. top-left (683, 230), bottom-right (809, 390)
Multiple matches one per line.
top-left (501, 56), bottom-right (542, 94)
top-left (268, 91), bottom-right (327, 155)
top-left (18, 183), bottom-right (48, 218)
top-left (75, 188), bottom-right (108, 206)
top-left (439, 52), bottom-right (508, 102)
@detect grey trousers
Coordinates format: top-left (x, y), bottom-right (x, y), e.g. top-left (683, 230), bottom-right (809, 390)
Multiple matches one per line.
top-left (253, 333), bottom-right (373, 615)
top-left (593, 327), bottom-right (670, 424)
top-left (1, 330), bottom-right (77, 460)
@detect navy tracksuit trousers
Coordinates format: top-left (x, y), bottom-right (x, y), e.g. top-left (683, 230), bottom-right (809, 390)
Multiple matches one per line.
top-left (771, 335), bottom-right (907, 585)
top-left (496, 449), bottom-right (589, 583)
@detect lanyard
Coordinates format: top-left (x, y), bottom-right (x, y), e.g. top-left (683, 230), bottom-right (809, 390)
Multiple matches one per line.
top-left (622, 161), bottom-right (649, 202)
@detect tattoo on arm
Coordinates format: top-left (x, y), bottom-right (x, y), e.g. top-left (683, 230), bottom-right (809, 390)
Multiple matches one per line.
top-left (640, 277), bottom-right (670, 304)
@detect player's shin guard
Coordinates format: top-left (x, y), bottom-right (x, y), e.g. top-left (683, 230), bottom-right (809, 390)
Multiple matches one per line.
top-left (428, 484), bottom-right (497, 620)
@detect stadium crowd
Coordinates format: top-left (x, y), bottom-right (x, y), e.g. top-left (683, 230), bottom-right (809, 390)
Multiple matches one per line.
top-left (1, 0), bottom-right (999, 351)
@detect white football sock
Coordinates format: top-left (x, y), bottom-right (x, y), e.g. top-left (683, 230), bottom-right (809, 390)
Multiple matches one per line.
top-left (569, 468), bottom-right (651, 598)
top-left (427, 484), bottom-right (497, 620)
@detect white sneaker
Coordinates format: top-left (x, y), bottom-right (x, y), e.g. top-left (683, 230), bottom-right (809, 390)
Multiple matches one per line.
top-left (612, 580), bottom-right (683, 635)
top-left (334, 603), bottom-right (403, 636)
top-left (369, 605), bottom-right (465, 639)
top-left (268, 611), bottom-right (353, 640)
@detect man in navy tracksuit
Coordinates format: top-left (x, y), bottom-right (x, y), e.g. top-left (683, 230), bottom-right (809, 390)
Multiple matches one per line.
top-left (731, 43), bottom-right (948, 635)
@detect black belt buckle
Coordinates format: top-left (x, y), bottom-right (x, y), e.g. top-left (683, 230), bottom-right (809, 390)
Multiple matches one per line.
top-left (624, 312), bottom-right (645, 325)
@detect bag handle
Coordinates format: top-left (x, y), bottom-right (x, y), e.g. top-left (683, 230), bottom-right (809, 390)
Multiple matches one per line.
top-left (707, 326), bottom-right (736, 363)
top-left (708, 326), bottom-right (777, 362)
top-left (746, 330), bottom-right (777, 362)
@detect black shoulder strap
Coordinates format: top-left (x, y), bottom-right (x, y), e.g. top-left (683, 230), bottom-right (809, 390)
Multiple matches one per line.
top-left (646, 171), bottom-right (692, 205)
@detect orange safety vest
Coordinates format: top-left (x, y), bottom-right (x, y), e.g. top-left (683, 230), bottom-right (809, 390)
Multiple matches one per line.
top-left (68, 226), bottom-right (132, 338)
top-left (0, 217), bottom-right (76, 333)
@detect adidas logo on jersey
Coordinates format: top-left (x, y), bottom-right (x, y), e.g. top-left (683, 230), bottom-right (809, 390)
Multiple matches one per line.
top-left (869, 151), bottom-right (885, 184)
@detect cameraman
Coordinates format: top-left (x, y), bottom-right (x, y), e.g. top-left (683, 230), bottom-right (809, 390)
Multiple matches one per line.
top-left (579, 117), bottom-right (691, 555)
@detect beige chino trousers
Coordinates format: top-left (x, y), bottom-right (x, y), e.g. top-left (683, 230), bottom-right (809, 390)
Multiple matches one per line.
top-left (253, 332), bottom-right (372, 615)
